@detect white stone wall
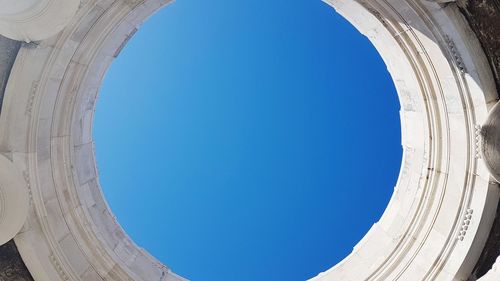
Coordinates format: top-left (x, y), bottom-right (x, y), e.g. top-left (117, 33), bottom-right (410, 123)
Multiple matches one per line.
top-left (311, 0), bottom-right (499, 280)
top-left (0, 0), bottom-right (187, 280)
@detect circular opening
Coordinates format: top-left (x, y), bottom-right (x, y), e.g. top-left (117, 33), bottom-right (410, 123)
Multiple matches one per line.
top-left (94, 1), bottom-right (402, 280)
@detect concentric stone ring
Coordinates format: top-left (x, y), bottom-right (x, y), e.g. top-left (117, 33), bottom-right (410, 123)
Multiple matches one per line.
top-left (0, 0), bottom-right (499, 280)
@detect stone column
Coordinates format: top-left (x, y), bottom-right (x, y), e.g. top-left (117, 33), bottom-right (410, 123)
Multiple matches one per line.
top-left (481, 101), bottom-right (500, 182)
top-left (0, 0), bottom-right (80, 42)
top-left (0, 154), bottom-right (28, 246)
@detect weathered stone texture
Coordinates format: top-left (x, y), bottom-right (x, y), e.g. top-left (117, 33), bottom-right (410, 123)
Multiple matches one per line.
top-left (469, 196), bottom-right (500, 280)
top-left (457, 1), bottom-right (500, 280)
top-left (0, 240), bottom-right (34, 281)
top-left (0, 0), bottom-right (498, 280)
top-left (0, 33), bottom-right (29, 281)
top-left (0, 36), bottom-right (20, 111)
top-left (458, 0), bottom-right (500, 92)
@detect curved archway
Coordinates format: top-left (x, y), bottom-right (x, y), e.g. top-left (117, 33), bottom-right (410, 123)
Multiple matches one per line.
top-left (0, 0), bottom-right (497, 280)
top-left (94, 2), bottom-right (402, 279)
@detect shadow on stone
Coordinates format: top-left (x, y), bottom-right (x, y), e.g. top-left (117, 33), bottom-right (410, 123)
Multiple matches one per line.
top-left (0, 240), bottom-right (34, 281)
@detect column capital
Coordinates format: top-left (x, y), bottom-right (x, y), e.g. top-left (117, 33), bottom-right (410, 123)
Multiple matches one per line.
top-left (0, 0), bottom-right (80, 42)
top-left (0, 154), bottom-right (28, 246)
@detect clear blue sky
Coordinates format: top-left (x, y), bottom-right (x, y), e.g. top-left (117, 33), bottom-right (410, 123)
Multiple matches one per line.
top-left (94, 1), bottom-right (402, 280)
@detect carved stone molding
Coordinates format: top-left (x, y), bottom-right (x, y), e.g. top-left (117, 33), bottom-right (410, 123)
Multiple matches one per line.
top-left (0, 0), bottom-right (497, 280)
